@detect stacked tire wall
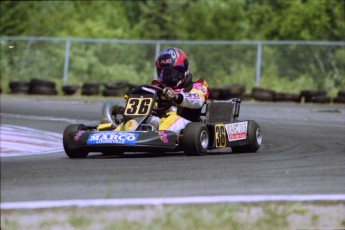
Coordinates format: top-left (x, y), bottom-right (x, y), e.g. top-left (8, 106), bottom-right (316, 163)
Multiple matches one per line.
top-left (5, 79), bottom-right (345, 104)
top-left (209, 84), bottom-right (344, 104)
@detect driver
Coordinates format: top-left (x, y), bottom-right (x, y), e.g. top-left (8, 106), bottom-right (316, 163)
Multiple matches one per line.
top-left (149, 47), bottom-right (209, 135)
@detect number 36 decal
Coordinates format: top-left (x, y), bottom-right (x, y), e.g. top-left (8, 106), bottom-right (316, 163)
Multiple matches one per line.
top-left (215, 124), bottom-right (226, 148)
top-left (125, 98), bottom-right (153, 116)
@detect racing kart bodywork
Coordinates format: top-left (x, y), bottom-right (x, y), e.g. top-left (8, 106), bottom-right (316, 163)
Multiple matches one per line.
top-left (63, 84), bottom-right (262, 158)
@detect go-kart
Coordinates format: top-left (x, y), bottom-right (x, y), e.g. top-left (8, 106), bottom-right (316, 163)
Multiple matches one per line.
top-left (63, 84), bottom-right (262, 158)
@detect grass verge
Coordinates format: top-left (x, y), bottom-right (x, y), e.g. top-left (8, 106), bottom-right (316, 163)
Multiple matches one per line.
top-left (1, 202), bottom-right (344, 230)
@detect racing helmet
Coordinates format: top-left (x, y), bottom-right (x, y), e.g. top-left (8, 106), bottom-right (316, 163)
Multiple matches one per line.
top-left (155, 48), bottom-right (190, 88)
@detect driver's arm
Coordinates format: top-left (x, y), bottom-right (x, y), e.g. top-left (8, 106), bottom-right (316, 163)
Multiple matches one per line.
top-left (175, 79), bottom-right (209, 109)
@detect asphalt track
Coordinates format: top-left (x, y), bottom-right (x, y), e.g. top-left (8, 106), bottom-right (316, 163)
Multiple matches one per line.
top-left (1, 96), bottom-right (345, 203)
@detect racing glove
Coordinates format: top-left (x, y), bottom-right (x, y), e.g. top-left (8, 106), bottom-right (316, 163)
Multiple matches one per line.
top-left (162, 87), bottom-right (178, 101)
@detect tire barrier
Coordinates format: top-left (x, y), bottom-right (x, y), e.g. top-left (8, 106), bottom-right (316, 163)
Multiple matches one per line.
top-left (5, 79), bottom-right (343, 104)
top-left (209, 88), bottom-right (222, 100)
top-left (62, 85), bottom-right (80, 95)
top-left (333, 90), bottom-right (345, 104)
top-left (337, 90), bottom-right (345, 98)
top-left (240, 93), bottom-right (253, 101)
top-left (127, 83), bottom-right (142, 94)
top-left (29, 79), bottom-right (57, 95)
top-left (209, 84), bottom-right (246, 100)
top-left (220, 84), bottom-right (246, 100)
top-left (102, 80), bottom-right (129, 97)
top-left (300, 90), bottom-right (327, 103)
top-left (9, 81), bottom-right (30, 94)
top-left (81, 83), bottom-right (100, 96)
top-left (251, 87), bottom-right (276, 101)
top-left (275, 92), bottom-right (301, 103)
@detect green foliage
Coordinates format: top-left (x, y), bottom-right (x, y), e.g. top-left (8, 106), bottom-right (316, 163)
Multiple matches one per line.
top-left (0, 0), bottom-right (344, 93)
top-left (2, 0), bottom-right (344, 40)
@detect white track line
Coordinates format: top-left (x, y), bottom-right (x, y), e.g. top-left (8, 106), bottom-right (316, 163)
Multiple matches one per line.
top-left (0, 124), bottom-right (64, 157)
top-left (0, 112), bottom-right (97, 124)
top-left (1, 194), bottom-right (345, 210)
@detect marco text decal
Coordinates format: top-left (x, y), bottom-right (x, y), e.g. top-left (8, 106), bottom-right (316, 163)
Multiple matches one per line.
top-left (87, 132), bottom-right (139, 145)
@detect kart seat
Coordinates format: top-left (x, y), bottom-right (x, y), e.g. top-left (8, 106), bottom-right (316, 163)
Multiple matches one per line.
top-left (203, 98), bottom-right (241, 124)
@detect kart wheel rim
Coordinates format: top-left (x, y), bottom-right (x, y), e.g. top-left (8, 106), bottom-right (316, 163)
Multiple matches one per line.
top-left (200, 130), bottom-right (209, 149)
top-left (256, 128), bottom-right (262, 146)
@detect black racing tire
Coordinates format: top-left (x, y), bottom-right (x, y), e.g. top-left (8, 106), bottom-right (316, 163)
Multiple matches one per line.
top-left (221, 84), bottom-right (246, 99)
top-left (82, 87), bottom-right (100, 96)
top-left (228, 84), bottom-right (246, 95)
top-left (306, 95), bottom-right (331, 104)
top-left (82, 82), bottom-right (100, 89)
top-left (63, 124), bottom-right (89, 158)
top-left (29, 85), bottom-right (58, 95)
top-left (231, 120), bottom-right (262, 153)
top-left (102, 88), bottom-right (126, 97)
top-left (300, 90), bottom-right (327, 103)
top-left (62, 85), bottom-right (79, 95)
top-left (30, 79), bottom-right (56, 88)
top-left (82, 83), bottom-right (100, 96)
top-left (209, 88), bottom-right (221, 100)
top-left (275, 93), bottom-right (301, 103)
top-left (9, 81), bottom-right (30, 89)
top-left (251, 87), bottom-right (276, 102)
top-left (127, 84), bottom-right (141, 94)
top-left (333, 96), bottom-right (345, 104)
top-left (338, 90), bottom-right (345, 97)
top-left (11, 87), bottom-right (30, 94)
top-left (9, 81), bottom-right (30, 94)
top-left (104, 80), bottom-right (129, 90)
top-left (181, 122), bottom-right (209, 156)
top-left (240, 93), bottom-right (252, 101)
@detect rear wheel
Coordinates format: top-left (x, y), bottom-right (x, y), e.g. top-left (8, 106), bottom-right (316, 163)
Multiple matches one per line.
top-left (63, 124), bottom-right (89, 158)
top-left (231, 120), bottom-right (262, 153)
top-left (181, 122), bottom-right (209, 156)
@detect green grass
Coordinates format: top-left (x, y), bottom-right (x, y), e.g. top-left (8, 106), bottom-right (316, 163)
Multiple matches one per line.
top-left (1, 202), bottom-right (344, 230)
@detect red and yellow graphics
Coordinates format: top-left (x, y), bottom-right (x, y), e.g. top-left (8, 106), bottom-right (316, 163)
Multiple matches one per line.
top-left (225, 121), bottom-right (248, 142)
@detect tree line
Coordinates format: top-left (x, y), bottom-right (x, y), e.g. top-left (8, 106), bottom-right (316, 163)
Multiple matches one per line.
top-left (1, 0), bottom-right (344, 41)
top-left (1, 0), bottom-right (344, 95)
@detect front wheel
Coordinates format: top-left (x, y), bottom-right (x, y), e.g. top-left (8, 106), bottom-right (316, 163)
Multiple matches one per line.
top-left (63, 124), bottom-right (89, 158)
top-left (181, 122), bottom-right (209, 156)
top-left (231, 120), bottom-right (262, 153)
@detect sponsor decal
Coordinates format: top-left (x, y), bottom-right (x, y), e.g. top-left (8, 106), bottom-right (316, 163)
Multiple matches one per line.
top-left (87, 132), bottom-right (139, 145)
top-left (125, 119), bottom-right (138, 131)
top-left (158, 131), bottom-right (168, 143)
top-left (225, 121), bottom-right (248, 142)
top-left (183, 92), bottom-right (200, 100)
top-left (74, 131), bottom-right (84, 141)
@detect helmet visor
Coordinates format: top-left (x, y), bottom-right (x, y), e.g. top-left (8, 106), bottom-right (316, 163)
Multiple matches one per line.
top-left (157, 67), bottom-right (184, 87)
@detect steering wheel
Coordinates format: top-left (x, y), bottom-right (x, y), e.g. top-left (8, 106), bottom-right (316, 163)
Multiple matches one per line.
top-left (132, 84), bottom-right (172, 112)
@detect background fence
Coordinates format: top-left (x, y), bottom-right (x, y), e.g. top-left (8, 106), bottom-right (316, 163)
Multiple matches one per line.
top-left (1, 36), bottom-right (344, 96)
